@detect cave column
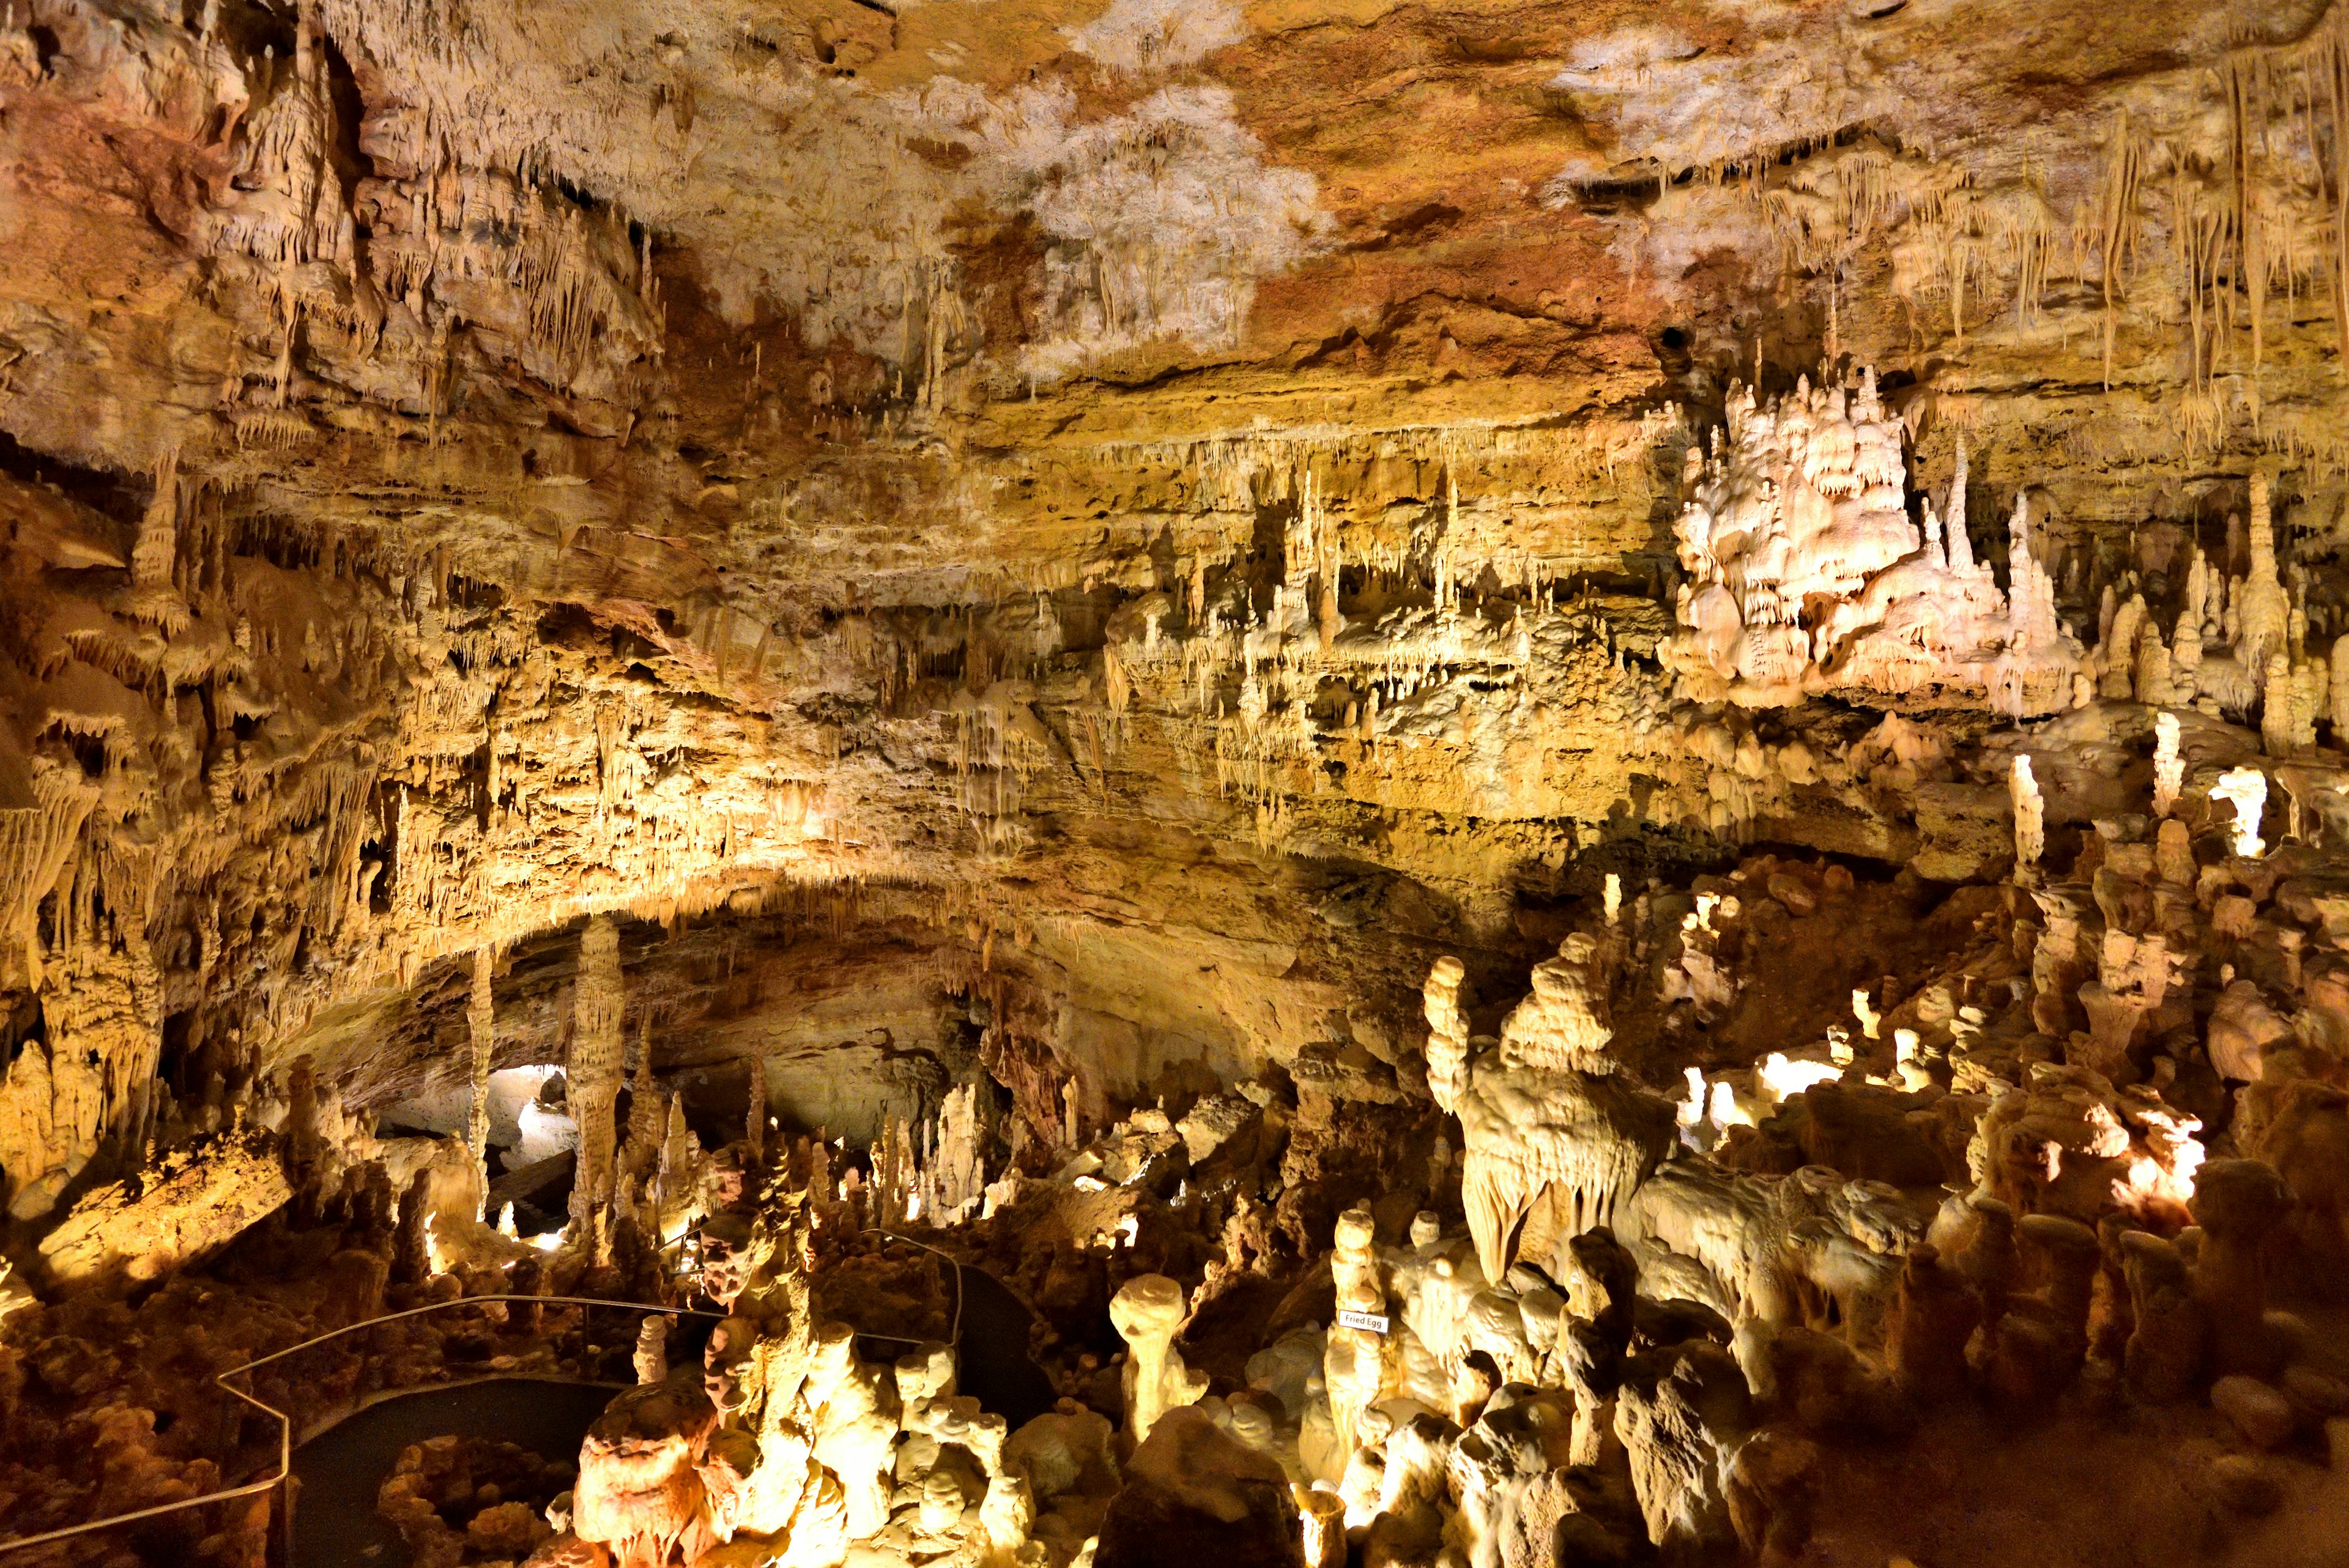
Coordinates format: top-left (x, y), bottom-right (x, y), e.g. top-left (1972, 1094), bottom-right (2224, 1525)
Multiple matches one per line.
top-left (570, 914), bottom-right (623, 1248)
top-left (624, 1021), bottom-right (662, 1178)
top-left (466, 946), bottom-right (494, 1211)
top-left (748, 1054), bottom-right (768, 1168)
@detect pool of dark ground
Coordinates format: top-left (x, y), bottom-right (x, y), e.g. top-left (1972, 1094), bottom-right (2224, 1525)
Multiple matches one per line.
top-left (290, 1379), bottom-right (617, 1567)
top-left (952, 1263), bottom-right (1058, 1429)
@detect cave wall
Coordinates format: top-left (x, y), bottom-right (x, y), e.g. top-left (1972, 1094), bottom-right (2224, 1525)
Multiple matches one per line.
top-left (0, 0), bottom-right (2344, 1230)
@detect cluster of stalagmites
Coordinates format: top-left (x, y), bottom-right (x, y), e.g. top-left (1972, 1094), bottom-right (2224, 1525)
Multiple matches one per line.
top-left (506, 745), bottom-right (2349, 1568)
top-left (10, 368), bottom-right (2349, 1567)
top-left (1661, 364), bottom-right (2349, 782)
top-left (1662, 371), bottom-right (2083, 718)
top-left (17, 678), bottom-right (2349, 1568)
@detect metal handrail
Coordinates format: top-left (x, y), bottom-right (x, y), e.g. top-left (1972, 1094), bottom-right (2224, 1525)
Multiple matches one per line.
top-left (0, 1293), bottom-right (714, 1559)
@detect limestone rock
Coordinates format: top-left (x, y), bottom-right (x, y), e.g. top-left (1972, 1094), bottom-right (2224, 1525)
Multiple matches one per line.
top-left (2212, 1377), bottom-right (2297, 1451)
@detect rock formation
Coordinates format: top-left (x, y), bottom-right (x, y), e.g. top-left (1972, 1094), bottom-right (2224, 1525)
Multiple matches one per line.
top-left (1111, 1273), bottom-right (1210, 1447)
top-left (1427, 937), bottom-right (1679, 1284)
top-left (4, 1), bottom-right (2349, 1565)
top-left (571, 914), bottom-right (625, 1242)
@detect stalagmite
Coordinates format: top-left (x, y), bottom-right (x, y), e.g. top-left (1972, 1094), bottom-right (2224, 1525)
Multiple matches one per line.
top-left (2262, 653), bottom-right (2297, 754)
top-left (465, 947), bottom-right (494, 1203)
top-left (1427, 938), bottom-right (1677, 1283)
top-left (1947, 437), bottom-right (1973, 570)
top-left (2153, 711), bottom-right (2183, 816)
top-left (570, 914), bottom-right (625, 1239)
top-left (635, 1312), bottom-right (671, 1384)
top-left (1894, 1028), bottom-right (1931, 1093)
top-left (1853, 988), bottom-right (1882, 1042)
top-left (2240, 474), bottom-right (2290, 681)
top-left (625, 1031), bottom-right (664, 1179)
top-left (2213, 767), bottom-right (2269, 858)
top-left (1324, 1204), bottom-right (1387, 1468)
top-left (748, 1054), bottom-right (768, 1167)
top-left (2134, 629), bottom-right (2172, 707)
top-left (2011, 754), bottom-right (2044, 869)
top-left (1110, 1273), bottom-right (1208, 1443)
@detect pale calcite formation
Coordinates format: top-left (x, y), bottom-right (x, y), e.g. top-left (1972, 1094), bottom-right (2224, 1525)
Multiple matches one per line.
top-left (571, 913), bottom-right (625, 1238)
top-left (0, 916), bottom-right (162, 1221)
top-left (1110, 1272), bottom-right (1211, 1444)
top-left (1425, 936), bottom-right (1678, 1284)
top-left (2010, 754), bottom-right (2044, 869)
top-left (2212, 767), bottom-right (2269, 858)
top-left (573, 1381), bottom-right (722, 1567)
top-left (636, 1313), bottom-right (672, 1385)
top-left (465, 946), bottom-right (495, 1201)
top-left (912, 1082), bottom-right (987, 1225)
top-left (0, 774), bottom-right (97, 1000)
top-left (1296, 1484), bottom-right (1346, 1568)
top-left (2153, 711), bottom-right (2184, 817)
top-left (1663, 375), bottom-right (2082, 714)
top-left (804, 1322), bottom-right (902, 1540)
top-left (1323, 1204), bottom-right (1388, 1468)
top-left (1962, 1064), bottom-right (2204, 1227)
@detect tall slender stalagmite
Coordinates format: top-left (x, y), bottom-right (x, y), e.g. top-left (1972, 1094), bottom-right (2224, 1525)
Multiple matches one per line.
top-left (625, 1019), bottom-right (662, 1178)
top-left (465, 947), bottom-right (494, 1208)
top-left (748, 1054), bottom-right (768, 1167)
top-left (570, 915), bottom-right (624, 1239)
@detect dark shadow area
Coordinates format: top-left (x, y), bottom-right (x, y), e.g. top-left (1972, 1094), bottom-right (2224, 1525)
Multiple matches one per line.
top-left (956, 1265), bottom-right (1057, 1431)
top-left (291, 1378), bottom-right (615, 1568)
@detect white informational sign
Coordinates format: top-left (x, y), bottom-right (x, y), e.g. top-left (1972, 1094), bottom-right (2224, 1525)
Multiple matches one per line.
top-left (1336, 1309), bottom-right (1390, 1335)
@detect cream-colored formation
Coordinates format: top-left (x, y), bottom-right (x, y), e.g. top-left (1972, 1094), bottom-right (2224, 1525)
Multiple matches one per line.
top-left (1664, 382), bottom-right (2082, 715)
top-left (1428, 935), bottom-right (1677, 1285)
top-left (571, 914), bottom-right (625, 1242)
top-left (1110, 1273), bottom-right (1211, 1445)
top-left (466, 946), bottom-right (496, 1202)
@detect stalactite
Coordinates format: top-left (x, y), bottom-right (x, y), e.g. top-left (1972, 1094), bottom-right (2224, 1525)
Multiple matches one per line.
top-left (2095, 108), bottom-right (2145, 389)
top-left (0, 773), bottom-right (98, 992)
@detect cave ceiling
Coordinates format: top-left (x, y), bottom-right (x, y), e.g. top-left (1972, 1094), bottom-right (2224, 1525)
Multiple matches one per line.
top-left (1, 0), bottom-right (2343, 1131)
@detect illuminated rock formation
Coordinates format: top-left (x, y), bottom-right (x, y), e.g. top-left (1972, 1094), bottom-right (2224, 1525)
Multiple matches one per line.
top-left (2213, 767), bottom-right (2271, 858)
top-left (1663, 376), bottom-right (2082, 713)
top-left (5, 5), bottom-right (2349, 1567)
top-left (1111, 1273), bottom-right (1210, 1446)
top-left (803, 1322), bottom-right (901, 1540)
top-left (570, 915), bottom-right (625, 1241)
top-left (466, 946), bottom-right (495, 1202)
top-left (571, 1380), bottom-right (721, 1567)
top-left (1425, 939), bottom-right (1679, 1284)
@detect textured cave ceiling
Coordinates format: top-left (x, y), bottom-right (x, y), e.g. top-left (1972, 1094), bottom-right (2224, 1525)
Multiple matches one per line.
top-left (0, 0), bottom-right (2345, 1154)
